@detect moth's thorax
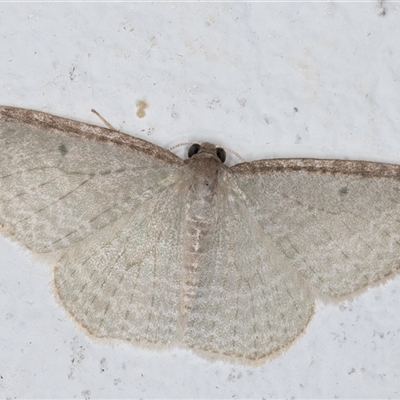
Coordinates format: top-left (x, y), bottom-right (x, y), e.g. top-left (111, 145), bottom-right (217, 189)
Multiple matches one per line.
top-left (185, 155), bottom-right (225, 197)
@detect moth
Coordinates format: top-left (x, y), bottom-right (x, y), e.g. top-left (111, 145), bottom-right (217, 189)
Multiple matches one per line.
top-left (1, 105), bottom-right (399, 365)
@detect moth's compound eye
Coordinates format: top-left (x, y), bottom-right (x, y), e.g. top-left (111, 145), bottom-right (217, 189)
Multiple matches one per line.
top-left (216, 147), bottom-right (226, 163)
top-left (188, 144), bottom-right (201, 158)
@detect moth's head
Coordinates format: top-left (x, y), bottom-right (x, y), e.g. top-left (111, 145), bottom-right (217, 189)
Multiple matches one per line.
top-left (188, 142), bottom-right (226, 164)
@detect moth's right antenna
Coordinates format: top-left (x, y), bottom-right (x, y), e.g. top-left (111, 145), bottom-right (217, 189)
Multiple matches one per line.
top-left (223, 146), bottom-right (246, 163)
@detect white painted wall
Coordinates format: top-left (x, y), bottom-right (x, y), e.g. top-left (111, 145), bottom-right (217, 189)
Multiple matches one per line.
top-left (0, 2), bottom-right (399, 398)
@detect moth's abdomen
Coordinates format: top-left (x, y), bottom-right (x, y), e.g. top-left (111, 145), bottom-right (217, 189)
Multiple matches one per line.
top-left (179, 158), bottom-right (222, 328)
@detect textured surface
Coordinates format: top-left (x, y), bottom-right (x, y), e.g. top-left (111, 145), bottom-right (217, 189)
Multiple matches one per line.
top-left (2, 3), bottom-right (400, 398)
top-left (183, 177), bottom-right (313, 361)
top-left (232, 159), bottom-right (400, 298)
top-left (1, 106), bottom-right (400, 366)
top-left (55, 185), bottom-right (187, 346)
top-left (0, 107), bottom-right (182, 253)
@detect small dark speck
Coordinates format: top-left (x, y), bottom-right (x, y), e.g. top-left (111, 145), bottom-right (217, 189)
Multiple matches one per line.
top-left (378, 6), bottom-right (386, 17)
top-left (294, 107), bottom-right (298, 112)
top-left (81, 389), bottom-right (91, 400)
top-left (59, 144), bottom-right (68, 156)
top-left (100, 357), bottom-right (107, 373)
top-left (339, 187), bottom-right (349, 196)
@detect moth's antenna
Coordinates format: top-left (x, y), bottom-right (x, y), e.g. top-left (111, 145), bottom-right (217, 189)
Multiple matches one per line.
top-left (91, 109), bottom-right (117, 131)
top-left (169, 142), bottom-right (196, 151)
top-left (169, 142), bottom-right (246, 163)
top-left (223, 147), bottom-right (246, 163)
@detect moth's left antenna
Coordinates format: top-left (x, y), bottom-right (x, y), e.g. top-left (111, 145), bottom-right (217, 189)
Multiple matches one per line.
top-left (91, 109), bottom-right (117, 131)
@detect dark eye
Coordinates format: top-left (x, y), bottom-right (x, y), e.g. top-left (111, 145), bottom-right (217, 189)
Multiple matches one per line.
top-left (216, 147), bottom-right (226, 163)
top-left (188, 144), bottom-right (201, 158)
